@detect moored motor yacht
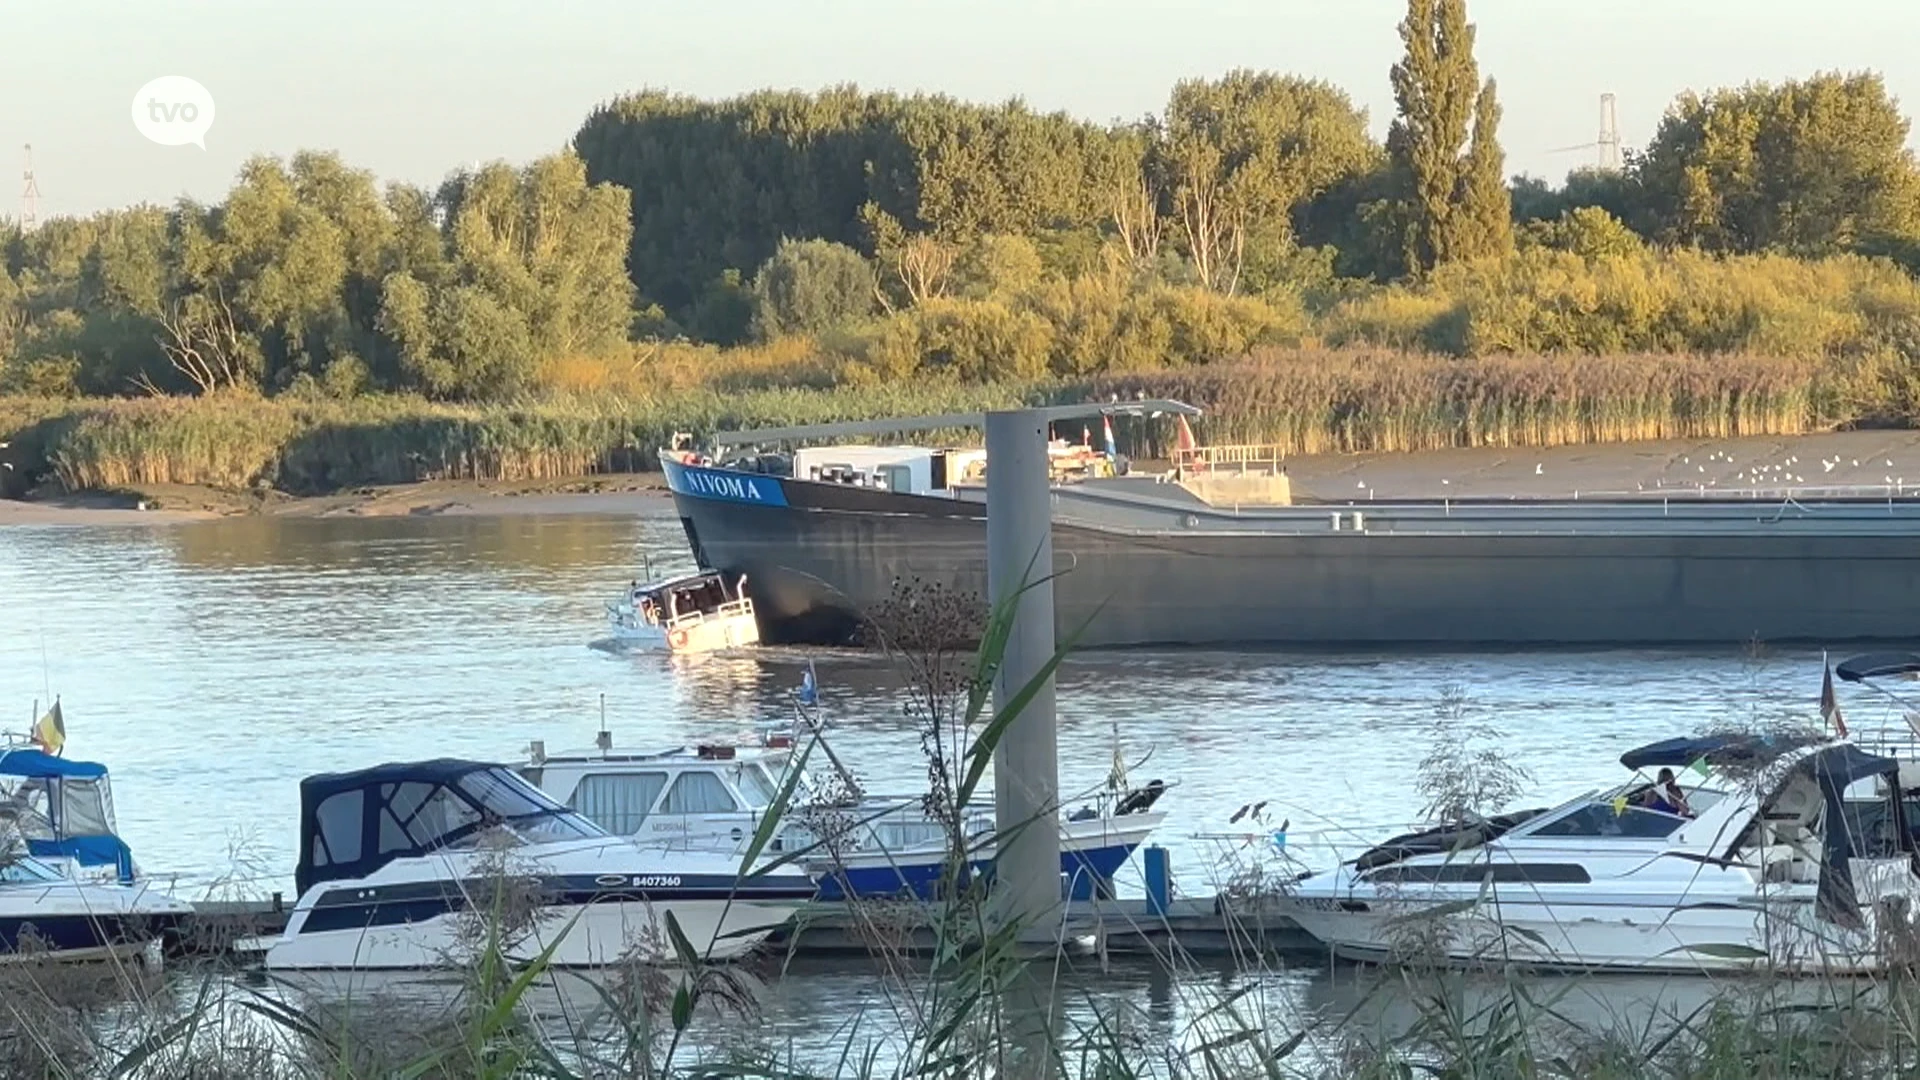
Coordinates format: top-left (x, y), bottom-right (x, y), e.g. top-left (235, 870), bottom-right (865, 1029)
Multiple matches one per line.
top-left (521, 725), bottom-right (1170, 902)
top-left (1283, 736), bottom-right (1920, 974)
top-left (262, 759), bottom-right (816, 971)
top-left (607, 569), bottom-right (759, 654)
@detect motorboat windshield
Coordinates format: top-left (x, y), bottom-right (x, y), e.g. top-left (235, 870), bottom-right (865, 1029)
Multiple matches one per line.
top-left (0, 854), bottom-right (64, 885)
top-left (295, 760), bottom-right (609, 894)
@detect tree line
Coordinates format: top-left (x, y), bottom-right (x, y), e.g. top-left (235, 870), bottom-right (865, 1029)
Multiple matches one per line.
top-left (4, 0), bottom-right (1920, 404)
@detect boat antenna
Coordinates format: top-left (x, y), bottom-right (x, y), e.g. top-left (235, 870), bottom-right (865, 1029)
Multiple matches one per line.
top-left (39, 626), bottom-right (51, 705)
top-left (643, 551), bottom-right (652, 582)
top-left (596, 694), bottom-right (611, 753)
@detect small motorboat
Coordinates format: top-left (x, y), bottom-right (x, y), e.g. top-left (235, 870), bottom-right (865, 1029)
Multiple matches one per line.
top-left (521, 723), bottom-right (1170, 903)
top-left (262, 759), bottom-right (816, 971)
top-left (607, 570), bottom-right (759, 654)
top-left (0, 853), bottom-right (190, 964)
top-left (1283, 735), bottom-right (1920, 974)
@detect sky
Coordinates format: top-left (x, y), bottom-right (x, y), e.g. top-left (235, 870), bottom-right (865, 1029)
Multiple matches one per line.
top-left (5, 0), bottom-right (1919, 219)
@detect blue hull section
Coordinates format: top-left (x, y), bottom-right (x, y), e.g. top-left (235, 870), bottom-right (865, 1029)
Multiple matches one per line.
top-left (814, 841), bottom-right (1141, 902)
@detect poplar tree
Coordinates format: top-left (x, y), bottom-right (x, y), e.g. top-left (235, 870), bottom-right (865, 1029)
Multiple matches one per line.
top-left (1387, 0), bottom-right (1512, 273)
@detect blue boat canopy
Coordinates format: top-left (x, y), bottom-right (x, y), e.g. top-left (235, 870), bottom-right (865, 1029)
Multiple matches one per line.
top-left (0, 748), bottom-right (131, 884)
top-left (1619, 732), bottom-right (1826, 772)
top-left (1834, 652), bottom-right (1920, 683)
top-left (0, 749), bottom-right (106, 780)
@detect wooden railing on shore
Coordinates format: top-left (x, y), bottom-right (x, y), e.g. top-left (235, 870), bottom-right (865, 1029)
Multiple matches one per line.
top-left (1172, 444), bottom-right (1287, 474)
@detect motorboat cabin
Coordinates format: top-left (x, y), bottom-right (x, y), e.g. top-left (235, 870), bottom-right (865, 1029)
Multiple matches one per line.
top-left (263, 758), bottom-right (815, 970)
top-left (523, 730), bottom-right (1171, 901)
top-left (0, 745), bottom-right (140, 886)
top-left (1284, 736), bottom-right (1920, 974)
top-left (607, 570), bottom-right (759, 653)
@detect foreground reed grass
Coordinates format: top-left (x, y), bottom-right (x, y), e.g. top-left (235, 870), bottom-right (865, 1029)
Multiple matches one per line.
top-left (2, 342), bottom-right (1890, 497)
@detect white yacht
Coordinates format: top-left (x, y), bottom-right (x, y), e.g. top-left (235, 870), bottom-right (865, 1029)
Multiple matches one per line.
top-left (607, 570), bottom-right (759, 653)
top-left (1284, 735), bottom-right (1920, 974)
top-left (522, 728), bottom-right (1170, 902)
top-left (262, 759), bottom-right (815, 971)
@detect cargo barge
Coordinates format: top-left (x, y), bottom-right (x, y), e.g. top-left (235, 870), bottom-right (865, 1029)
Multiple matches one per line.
top-left (657, 414), bottom-right (1920, 650)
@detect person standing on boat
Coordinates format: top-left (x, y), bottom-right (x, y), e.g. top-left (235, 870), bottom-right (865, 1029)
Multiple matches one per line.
top-left (1645, 769), bottom-right (1692, 817)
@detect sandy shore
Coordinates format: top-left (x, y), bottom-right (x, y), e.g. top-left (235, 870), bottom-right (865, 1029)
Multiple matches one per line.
top-left (9, 429), bottom-right (1920, 526)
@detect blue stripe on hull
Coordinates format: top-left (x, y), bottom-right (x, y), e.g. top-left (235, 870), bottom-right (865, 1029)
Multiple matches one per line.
top-left (300, 873), bottom-right (813, 935)
top-left (0, 913), bottom-right (176, 957)
top-left (814, 842), bottom-right (1141, 901)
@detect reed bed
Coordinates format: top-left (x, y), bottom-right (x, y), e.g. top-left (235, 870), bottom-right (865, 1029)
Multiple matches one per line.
top-left (1081, 348), bottom-right (1834, 457)
top-left (0, 344), bottom-right (1888, 496)
top-left (3, 383), bottom-right (1050, 494)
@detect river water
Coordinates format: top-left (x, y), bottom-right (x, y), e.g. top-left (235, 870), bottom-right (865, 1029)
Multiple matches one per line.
top-left (0, 500), bottom-right (1893, 1068)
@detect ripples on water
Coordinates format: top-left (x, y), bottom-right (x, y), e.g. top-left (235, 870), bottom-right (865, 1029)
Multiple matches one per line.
top-left (0, 502), bottom-right (1902, 1065)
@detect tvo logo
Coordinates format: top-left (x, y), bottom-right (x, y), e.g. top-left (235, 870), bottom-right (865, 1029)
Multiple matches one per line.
top-left (131, 76), bottom-right (216, 149)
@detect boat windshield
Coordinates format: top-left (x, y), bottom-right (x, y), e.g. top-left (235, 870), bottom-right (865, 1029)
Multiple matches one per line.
top-left (0, 855), bottom-right (62, 884)
top-left (455, 768), bottom-right (608, 842)
top-left (737, 764), bottom-right (779, 808)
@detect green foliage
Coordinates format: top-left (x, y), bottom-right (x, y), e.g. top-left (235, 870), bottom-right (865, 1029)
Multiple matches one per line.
top-left (1, 150), bottom-right (632, 403)
top-left (1386, 0), bottom-right (1512, 272)
top-left (1322, 248), bottom-right (1920, 401)
top-left (688, 269), bottom-right (755, 345)
top-left (1638, 71), bottom-right (1920, 256)
top-left (1157, 70), bottom-right (1379, 292)
top-left (1526, 206), bottom-right (1645, 261)
top-left (750, 237), bottom-right (876, 340)
top-left (953, 234), bottom-right (1045, 300)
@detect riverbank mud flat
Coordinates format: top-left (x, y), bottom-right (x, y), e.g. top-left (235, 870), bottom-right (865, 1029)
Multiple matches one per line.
top-left (12, 429), bottom-right (1920, 526)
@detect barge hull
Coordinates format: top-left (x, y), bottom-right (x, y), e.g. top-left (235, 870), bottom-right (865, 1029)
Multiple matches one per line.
top-left (661, 460), bottom-right (1920, 648)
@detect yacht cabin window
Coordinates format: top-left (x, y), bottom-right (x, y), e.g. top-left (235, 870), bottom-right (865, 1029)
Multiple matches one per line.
top-left (59, 778), bottom-right (115, 837)
top-left (312, 791), bottom-right (364, 866)
top-left (735, 765), bottom-right (778, 807)
top-left (662, 772), bottom-right (739, 815)
top-left (1528, 802), bottom-right (1687, 840)
top-left (569, 772), bottom-right (669, 834)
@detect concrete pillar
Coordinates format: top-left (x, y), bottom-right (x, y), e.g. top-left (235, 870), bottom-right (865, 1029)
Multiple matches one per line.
top-left (984, 409), bottom-right (1063, 942)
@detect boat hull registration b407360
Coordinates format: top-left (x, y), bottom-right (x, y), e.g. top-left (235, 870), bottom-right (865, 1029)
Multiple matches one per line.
top-left (263, 760), bottom-right (815, 971)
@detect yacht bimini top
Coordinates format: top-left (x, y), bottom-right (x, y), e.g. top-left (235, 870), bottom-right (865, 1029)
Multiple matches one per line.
top-left (295, 759), bottom-right (606, 895)
top-left (1836, 652), bottom-right (1920, 683)
top-left (0, 747), bottom-right (132, 884)
top-left (1617, 732), bottom-right (1831, 772)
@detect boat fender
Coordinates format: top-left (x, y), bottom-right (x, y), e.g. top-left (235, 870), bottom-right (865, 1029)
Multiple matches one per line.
top-left (669, 628), bottom-right (690, 649)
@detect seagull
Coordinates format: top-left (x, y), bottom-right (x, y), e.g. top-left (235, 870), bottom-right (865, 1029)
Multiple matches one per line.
top-left (1357, 481), bottom-right (1367, 489)
top-left (1853, 460), bottom-right (1861, 467)
top-left (1824, 461), bottom-right (1836, 472)
top-left (1535, 463), bottom-right (1544, 475)
top-left (1683, 456), bottom-right (1690, 464)
top-left (1698, 465), bottom-right (1705, 473)
top-left (1888, 460), bottom-right (1895, 468)
top-left (1441, 478), bottom-right (1450, 485)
